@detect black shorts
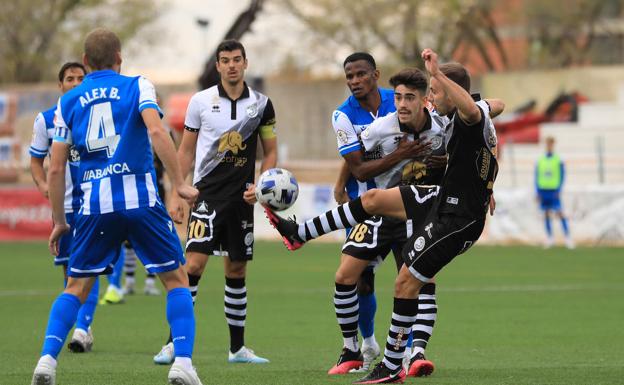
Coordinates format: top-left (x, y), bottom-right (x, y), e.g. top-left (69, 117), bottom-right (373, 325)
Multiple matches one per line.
top-left (341, 215), bottom-right (407, 269)
top-left (185, 199), bottom-right (254, 261)
top-left (399, 185), bottom-right (485, 281)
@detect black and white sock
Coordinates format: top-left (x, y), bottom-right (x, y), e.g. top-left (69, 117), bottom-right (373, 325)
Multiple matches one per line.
top-left (225, 277), bottom-right (247, 353)
top-left (412, 283), bottom-right (437, 356)
top-left (335, 283), bottom-right (359, 352)
top-left (189, 274), bottom-right (201, 304)
top-left (124, 246), bottom-right (137, 285)
top-left (382, 298), bottom-right (418, 371)
top-left (297, 197), bottom-right (371, 241)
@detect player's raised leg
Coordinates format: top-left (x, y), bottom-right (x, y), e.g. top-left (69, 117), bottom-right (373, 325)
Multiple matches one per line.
top-left (266, 188), bottom-right (407, 249)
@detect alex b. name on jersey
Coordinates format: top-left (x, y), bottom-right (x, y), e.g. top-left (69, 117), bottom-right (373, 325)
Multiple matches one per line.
top-left (79, 87), bottom-right (121, 107)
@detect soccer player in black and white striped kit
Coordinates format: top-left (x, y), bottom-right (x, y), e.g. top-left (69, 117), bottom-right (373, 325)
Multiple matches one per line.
top-left (266, 48), bottom-right (500, 383)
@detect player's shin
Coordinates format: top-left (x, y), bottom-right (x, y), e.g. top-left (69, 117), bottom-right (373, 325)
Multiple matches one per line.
top-left (75, 278), bottom-right (99, 332)
top-left (381, 298), bottom-right (418, 372)
top-left (166, 287), bottom-right (195, 359)
top-left (41, 293), bottom-right (81, 358)
top-left (412, 283), bottom-right (437, 356)
top-left (299, 197), bottom-right (371, 242)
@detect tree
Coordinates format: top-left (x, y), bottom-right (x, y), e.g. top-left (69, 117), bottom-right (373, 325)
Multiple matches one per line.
top-left (0, 0), bottom-right (160, 83)
top-left (523, 0), bottom-right (615, 68)
top-left (275, 0), bottom-right (507, 71)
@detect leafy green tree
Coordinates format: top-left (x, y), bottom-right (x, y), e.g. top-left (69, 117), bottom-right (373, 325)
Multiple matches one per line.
top-left (0, 0), bottom-right (160, 83)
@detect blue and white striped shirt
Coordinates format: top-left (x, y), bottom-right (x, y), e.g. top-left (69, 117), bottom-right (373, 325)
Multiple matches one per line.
top-left (30, 105), bottom-right (81, 212)
top-left (53, 70), bottom-right (163, 215)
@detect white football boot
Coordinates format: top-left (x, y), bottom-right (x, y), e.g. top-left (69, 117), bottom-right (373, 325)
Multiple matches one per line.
top-left (168, 363), bottom-right (203, 385)
top-left (154, 342), bottom-right (175, 365)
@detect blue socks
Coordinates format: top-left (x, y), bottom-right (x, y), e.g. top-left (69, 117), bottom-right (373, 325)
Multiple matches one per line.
top-left (544, 216), bottom-right (553, 237)
top-left (75, 278), bottom-right (99, 331)
top-left (108, 248), bottom-right (125, 289)
top-left (358, 293), bottom-right (377, 339)
top-left (41, 293), bottom-right (81, 359)
top-left (561, 217), bottom-right (570, 236)
top-left (167, 288), bottom-right (195, 358)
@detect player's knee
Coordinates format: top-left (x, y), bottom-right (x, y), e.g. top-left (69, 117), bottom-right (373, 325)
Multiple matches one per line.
top-left (393, 269), bottom-right (422, 298)
top-left (185, 253), bottom-right (208, 275)
top-left (335, 269), bottom-right (358, 285)
top-left (226, 262), bottom-right (246, 278)
top-left (361, 189), bottom-right (382, 214)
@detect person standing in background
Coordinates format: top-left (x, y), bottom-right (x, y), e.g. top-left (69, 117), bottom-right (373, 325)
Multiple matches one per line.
top-left (535, 136), bottom-right (574, 249)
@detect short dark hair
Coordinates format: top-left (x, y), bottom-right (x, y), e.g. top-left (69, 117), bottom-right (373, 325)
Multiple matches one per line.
top-left (439, 62), bottom-right (471, 92)
top-left (343, 52), bottom-right (376, 70)
top-left (84, 28), bottom-right (121, 70)
top-left (58, 62), bottom-right (86, 82)
top-left (389, 68), bottom-right (428, 95)
top-left (216, 39), bottom-right (246, 60)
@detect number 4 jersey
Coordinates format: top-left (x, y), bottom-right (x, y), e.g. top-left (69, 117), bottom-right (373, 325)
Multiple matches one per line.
top-left (54, 69), bottom-right (162, 215)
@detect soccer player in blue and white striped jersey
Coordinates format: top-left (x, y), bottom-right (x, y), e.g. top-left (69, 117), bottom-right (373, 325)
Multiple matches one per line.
top-left (31, 28), bottom-right (202, 385)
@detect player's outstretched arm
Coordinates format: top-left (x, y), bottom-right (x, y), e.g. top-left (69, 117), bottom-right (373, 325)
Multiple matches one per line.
top-left (422, 48), bottom-right (481, 125)
top-left (142, 108), bottom-right (198, 207)
top-left (48, 141), bottom-right (70, 255)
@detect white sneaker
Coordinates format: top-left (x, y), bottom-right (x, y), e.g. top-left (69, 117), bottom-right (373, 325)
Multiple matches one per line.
top-left (154, 342), bottom-right (175, 365)
top-left (31, 359), bottom-right (56, 385)
top-left (228, 346), bottom-right (270, 363)
top-left (144, 280), bottom-right (161, 296)
top-left (68, 327), bottom-right (93, 353)
top-left (168, 363), bottom-right (203, 385)
top-left (361, 339), bottom-right (380, 370)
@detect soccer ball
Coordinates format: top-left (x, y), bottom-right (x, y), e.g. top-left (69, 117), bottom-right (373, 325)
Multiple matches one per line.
top-left (255, 168), bottom-right (299, 211)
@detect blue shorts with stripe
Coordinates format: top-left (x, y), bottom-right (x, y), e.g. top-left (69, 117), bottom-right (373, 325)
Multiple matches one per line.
top-left (67, 204), bottom-right (184, 277)
top-left (538, 190), bottom-right (562, 211)
top-left (55, 212), bottom-right (75, 266)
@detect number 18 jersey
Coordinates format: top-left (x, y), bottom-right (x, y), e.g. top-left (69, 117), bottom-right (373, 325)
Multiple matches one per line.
top-left (54, 69), bottom-right (162, 215)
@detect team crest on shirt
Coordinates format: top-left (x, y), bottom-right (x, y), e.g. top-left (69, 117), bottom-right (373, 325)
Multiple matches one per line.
top-left (414, 236), bottom-right (426, 252)
top-left (69, 146), bottom-right (80, 163)
top-left (246, 103), bottom-right (258, 118)
top-left (429, 136), bottom-right (443, 150)
top-left (336, 129), bottom-right (348, 145)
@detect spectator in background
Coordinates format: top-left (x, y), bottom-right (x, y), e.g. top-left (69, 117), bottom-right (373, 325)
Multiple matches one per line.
top-left (535, 136), bottom-right (574, 249)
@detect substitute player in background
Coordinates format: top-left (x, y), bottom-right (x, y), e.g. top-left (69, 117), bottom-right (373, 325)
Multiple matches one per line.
top-left (31, 28), bottom-right (202, 385)
top-left (29, 62), bottom-right (100, 354)
top-left (266, 49), bottom-right (499, 383)
top-left (154, 39), bottom-right (276, 365)
top-left (329, 53), bottom-right (440, 375)
top-left (535, 136), bottom-right (574, 249)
